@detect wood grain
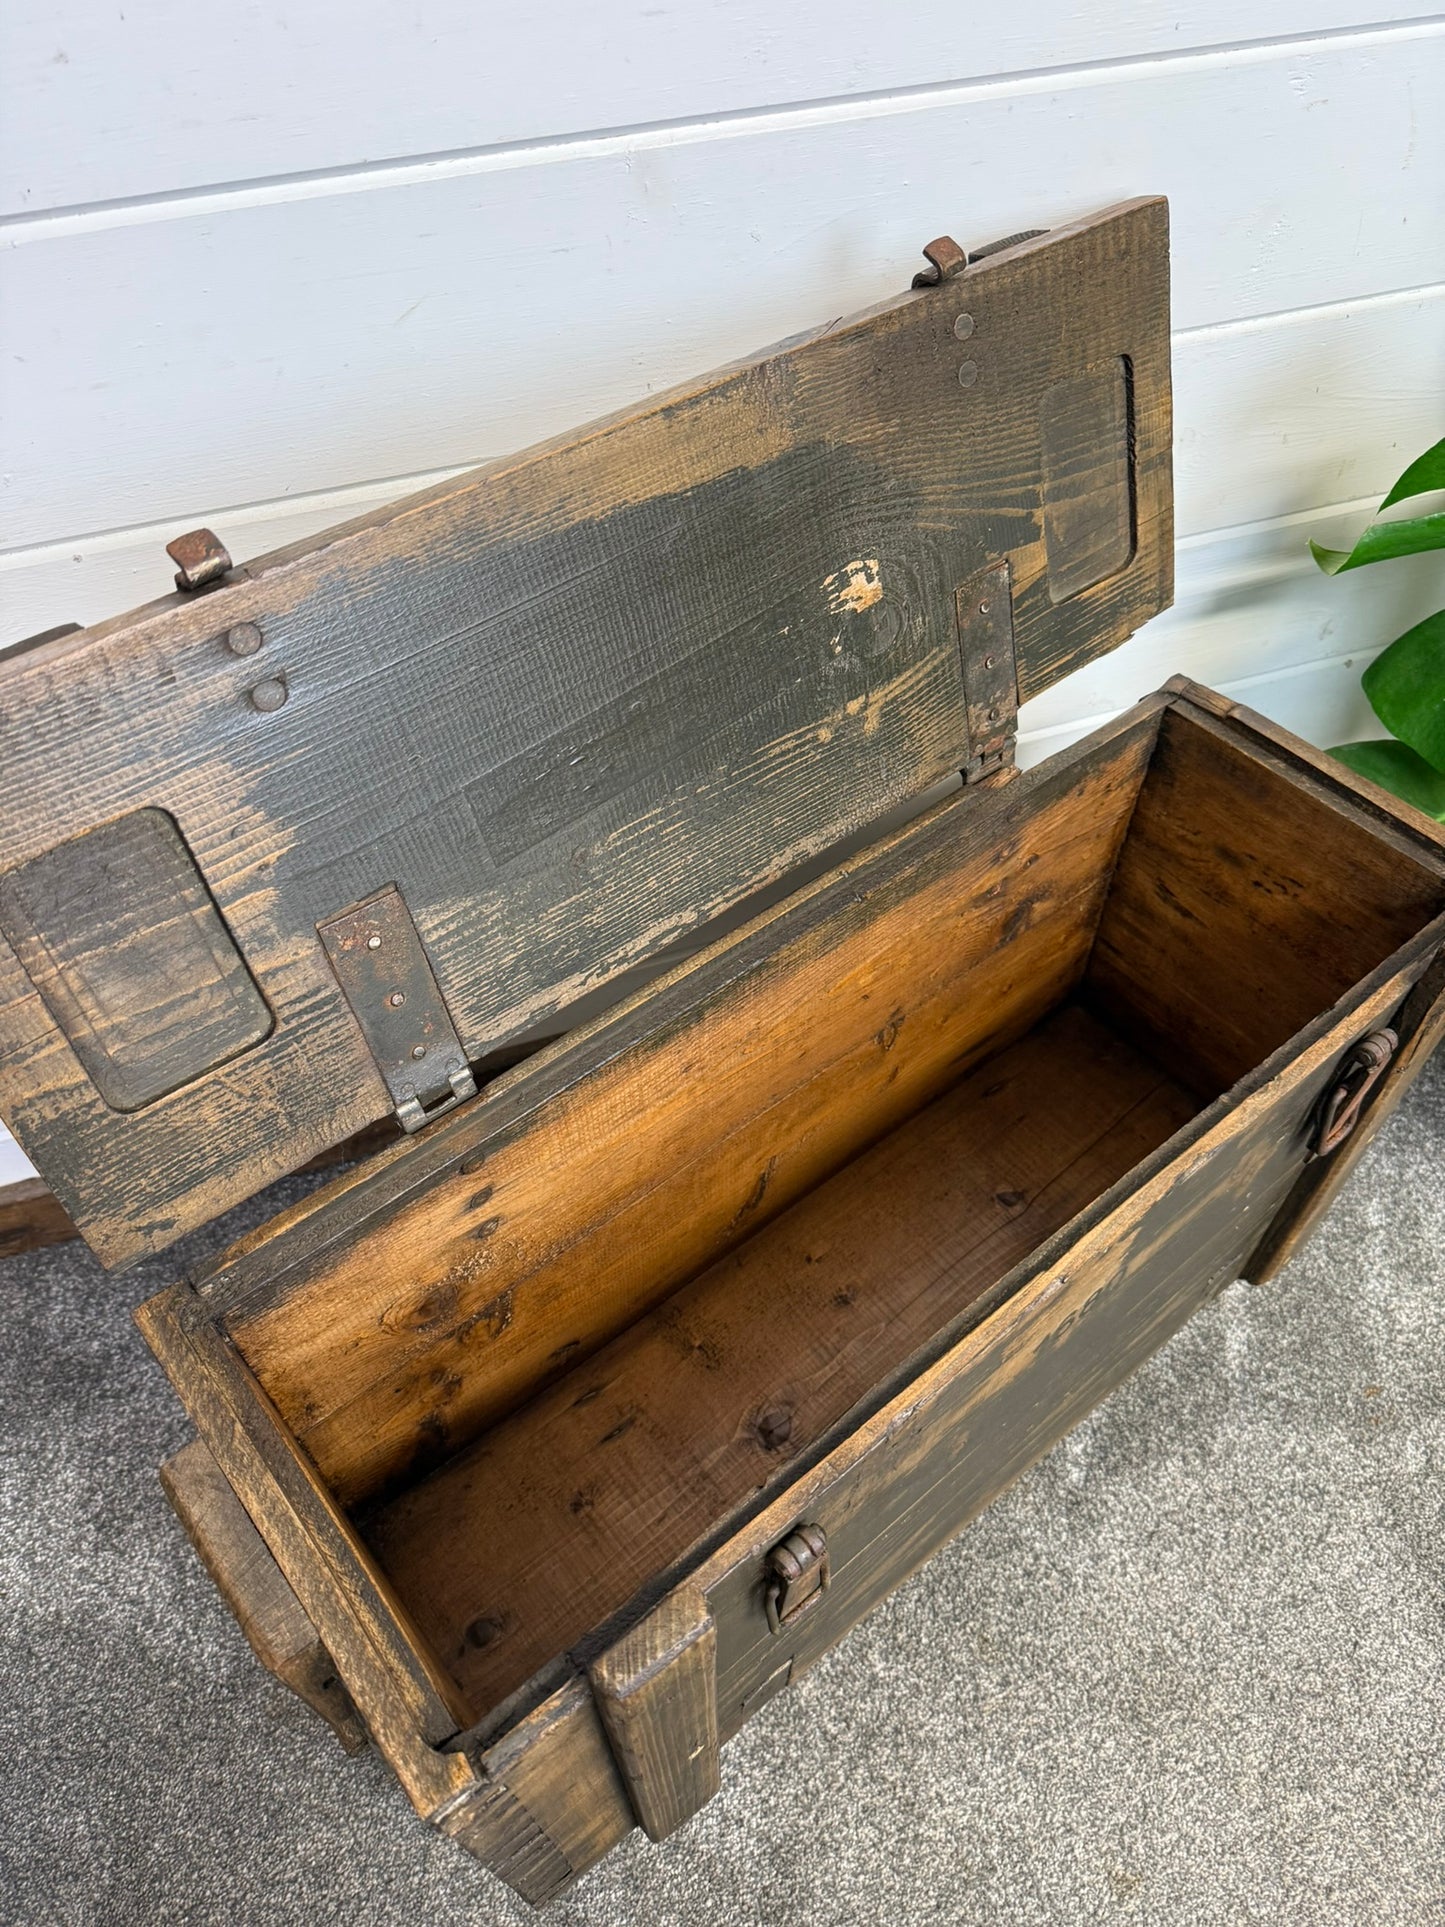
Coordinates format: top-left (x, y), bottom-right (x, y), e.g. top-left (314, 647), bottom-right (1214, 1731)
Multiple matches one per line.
top-left (160, 1437), bottom-right (368, 1752)
top-left (363, 1005), bottom-right (1199, 1723)
top-left (589, 1588), bottom-right (720, 1843)
top-left (1085, 705), bottom-right (1445, 1097)
top-left (439, 1676), bottom-right (634, 1905)
top-left (685, 945), bottom-right (1443, 1736)
top-left (0, 1177), bottom-right (75, 1258)
top-left (0, 200), bottom-right (1173, 1265)
top-left (228, 722), bottom-right (1156, 1510)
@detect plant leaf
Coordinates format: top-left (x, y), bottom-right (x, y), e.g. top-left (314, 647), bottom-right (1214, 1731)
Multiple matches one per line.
top-left (1360, 608), bottom-right (1445, 771)
top-left (1380, 433), bottom-right (1445, 510)
top-left (1310, 512), bottom-right (1445, 574)
top-left (1330, 739), bottom-right (1445, 818)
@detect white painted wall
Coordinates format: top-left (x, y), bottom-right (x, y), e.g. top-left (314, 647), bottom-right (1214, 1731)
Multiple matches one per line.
top-left (1, 6), bottom-right (1442, 1186)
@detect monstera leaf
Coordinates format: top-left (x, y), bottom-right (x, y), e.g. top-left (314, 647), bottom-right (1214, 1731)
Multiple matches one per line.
top-left (1359, 609), bottom-right (1445, 775)
top-left (1311, 435), bottom-right (1445, 575)
top-left (1331, 739), bottom-right (1445, 818)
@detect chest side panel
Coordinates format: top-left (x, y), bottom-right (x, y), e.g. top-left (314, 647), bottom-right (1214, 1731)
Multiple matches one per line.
top-left (0, 199), bottom-right (1171, 1262)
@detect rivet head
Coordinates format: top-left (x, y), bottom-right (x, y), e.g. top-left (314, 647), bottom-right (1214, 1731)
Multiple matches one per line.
top-left (366, 934), bottom-right (382, 950)
top-left (388, 992), bottom-right (406, 1008)
top-left (957, 360), bottom-right (980, 388)
top-left (411, 1044), bottom-right (427, 1060)
top-left (248, 675), bottom-right (288, 713)
top-left (984, 653), bottom-right (997, 669)
top-left (979, 599), bottom-right (991, 614)
top-left (225, 621), bottom-right (263, 657)
top-left (953, 312), bottom-right (975, 340)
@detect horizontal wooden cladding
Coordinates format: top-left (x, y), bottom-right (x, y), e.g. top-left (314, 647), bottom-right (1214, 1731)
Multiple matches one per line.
top-left (8, 30), bottom-right (1440, 547)
top-left (1086, 706), bottom-right (1445, 1097)
top-left (227, 719), bottom-right (1159, 1509)
top-left (690, 950), bottom-right (1436, 1737)
top-left (5, 4), bottom-right (1404, 216)
top-left (364, 1004), bottom-right (1199, 1724)
top-left (11, 289), bottom-right (1442, 684)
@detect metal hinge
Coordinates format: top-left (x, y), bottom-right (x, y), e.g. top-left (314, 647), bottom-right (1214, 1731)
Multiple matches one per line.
top-left (912, 227), bottom-right (1049, 287)
top-left (764, 1523), bottom-right (830, 1634)
top-left (955, 558), bottom-right (1019, 783)
top-left (318, 884), bottom-right (477, 1133)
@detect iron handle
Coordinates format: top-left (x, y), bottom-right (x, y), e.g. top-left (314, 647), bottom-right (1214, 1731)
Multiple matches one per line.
top-left (1312, 1028), bottom-right (1398, 1156)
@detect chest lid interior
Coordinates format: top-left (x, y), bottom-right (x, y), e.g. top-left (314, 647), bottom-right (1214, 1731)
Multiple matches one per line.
top-left (0, 197), bottom-right (1172, 1266)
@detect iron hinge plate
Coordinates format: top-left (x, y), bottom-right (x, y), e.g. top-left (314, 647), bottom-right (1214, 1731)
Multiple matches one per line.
top-left (955, 558), bottom-right (1020, 783)
top-left (318, 884), bottom-right (477, 1133)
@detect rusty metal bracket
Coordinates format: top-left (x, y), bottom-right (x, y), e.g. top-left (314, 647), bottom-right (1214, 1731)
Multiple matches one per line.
top-left (912, 236), bottom-right (968, 287)
top-left (318, 885), bottom-right (477, 1132)
top-left (912, 227), bottom-right (1049, 287)
top-left (764, 1523), bottom-right (829, 1634)
top-left (955, 559), bottom-right (1019, 784)
top-left (1312, 1027), bottom-right (1398, 1157)
top-left (166, 528), bottom-right (233, 593)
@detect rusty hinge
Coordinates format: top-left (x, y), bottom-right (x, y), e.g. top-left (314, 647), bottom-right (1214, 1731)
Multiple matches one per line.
top-left (912, 227), bottom-right (1049, 287)
top-left (764, 1523), bottom-right (829, 1634)
top-left (166, 528), bottom-right (233, 593)
top-left (318, 884), bottom-right (477, 1133)
top-left (955, 559), bottom-right (1019, 783)
top-left (1312, 1028), bottom-right (1398, 1157)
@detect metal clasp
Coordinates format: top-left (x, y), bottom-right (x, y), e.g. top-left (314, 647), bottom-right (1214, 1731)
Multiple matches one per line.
top-left (764, 1523), bottom-right (830, 1634)
top-left (1313, 1028), bottom-right (1398, 1156)
top-left (318, 884), bottom-right (477, 1133)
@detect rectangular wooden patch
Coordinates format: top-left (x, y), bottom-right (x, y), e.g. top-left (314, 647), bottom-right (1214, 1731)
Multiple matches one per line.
top-left (0, 809), bottom-right (271, 1112)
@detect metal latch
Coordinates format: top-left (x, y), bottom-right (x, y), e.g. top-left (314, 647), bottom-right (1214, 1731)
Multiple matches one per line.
top-left (764, 1523), bottom-right (830, 1634)
top-left (318, 884), bottom-right (477, 1132)
top-left (955, 559), bottom-right (1019, 783)
top-left (1312, 1028), bottom-right (1398, 1156)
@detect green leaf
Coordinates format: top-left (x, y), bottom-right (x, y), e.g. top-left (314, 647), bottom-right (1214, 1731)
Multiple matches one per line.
top-left (1360, 608), bottom-right (1445, 771)
top-left (1310, 512), bottom-right (1445, 574)
top-left (1330, 739), bottom-right (1445, 818)
top-left (1381, 433), bottom-right (1445, 509)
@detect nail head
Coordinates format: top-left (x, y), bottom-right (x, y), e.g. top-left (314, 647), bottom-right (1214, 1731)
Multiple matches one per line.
top-left (957, 360), bottom-right (980, 388)
top-left (226, 621), bottom-right (263, 657)
top-left (953, 312), bottom-right (975, 340)
top-left (248, 675), bottom-right (288, 713)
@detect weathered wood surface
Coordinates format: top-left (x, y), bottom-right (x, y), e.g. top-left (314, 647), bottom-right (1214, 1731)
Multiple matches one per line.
top-left (364, 1004), bottom-right (1197, 1721)
top-left (0, 199), bottom-right (1173, 1265)
top-left (1245, 943), bottom-right (1445, 1283)
top-left (683, 943), bottom-right (1444, 1740)
top-left (160, 1437), bottom-right (368, 1752)
top-left (1086, 705), bottom-right (1445, 1098)
top-left (0, 1177), bottom-right (75, 1259)
top-left (589, 1588), bottom-right (720, 1843)
top-left (136, 1288), bottom-right (478, 1816)
top-left (440, 1677), bottom-right (634, 1905)
top-left (223, 718), bottom-right (1158, 1510)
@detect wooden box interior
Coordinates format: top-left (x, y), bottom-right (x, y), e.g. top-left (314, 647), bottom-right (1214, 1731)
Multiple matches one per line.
top-left (201, 700), bottom-right (1445, 1739)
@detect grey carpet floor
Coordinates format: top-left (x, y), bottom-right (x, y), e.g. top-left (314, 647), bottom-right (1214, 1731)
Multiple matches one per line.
top-left (2, 1053), bottom-right (1443, 1927)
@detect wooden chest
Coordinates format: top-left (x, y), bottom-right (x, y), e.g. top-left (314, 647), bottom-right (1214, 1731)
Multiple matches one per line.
top-left (3, 199), bottom-right (1444, 1906)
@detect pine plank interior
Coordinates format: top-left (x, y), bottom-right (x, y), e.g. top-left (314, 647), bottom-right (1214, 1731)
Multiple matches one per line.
top-left (193, 699), bottom-right (1445, 1742)
top-left (363, 1000), bottom-right (1196, 1721)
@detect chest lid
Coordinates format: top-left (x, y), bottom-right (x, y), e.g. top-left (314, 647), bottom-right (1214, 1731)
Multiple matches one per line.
top-left (0, 197), bottom-right (1172, 1266)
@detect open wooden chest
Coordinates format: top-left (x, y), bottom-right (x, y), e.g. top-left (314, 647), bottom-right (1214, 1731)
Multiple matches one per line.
top-left (3, 198), bottom-right (1444, 1906)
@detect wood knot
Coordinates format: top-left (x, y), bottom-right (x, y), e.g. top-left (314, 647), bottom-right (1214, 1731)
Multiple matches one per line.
top-left (380, 1281), bottom-right (459, 1335)
top-left (755, 1406), bottom-right (794, 1452)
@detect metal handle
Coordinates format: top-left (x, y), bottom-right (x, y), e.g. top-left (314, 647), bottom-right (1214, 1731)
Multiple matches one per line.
top-left (1312, 1028), bottom-right (1398, 1156)
top-left (764, 1523), bottom-right (830, 1634)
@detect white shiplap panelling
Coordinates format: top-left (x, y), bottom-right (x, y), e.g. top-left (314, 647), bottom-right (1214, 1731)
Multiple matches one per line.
top-left (4, 23), bottom-right (1442, 552)
top-left (1, 4), bottom-right (1428, 218)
